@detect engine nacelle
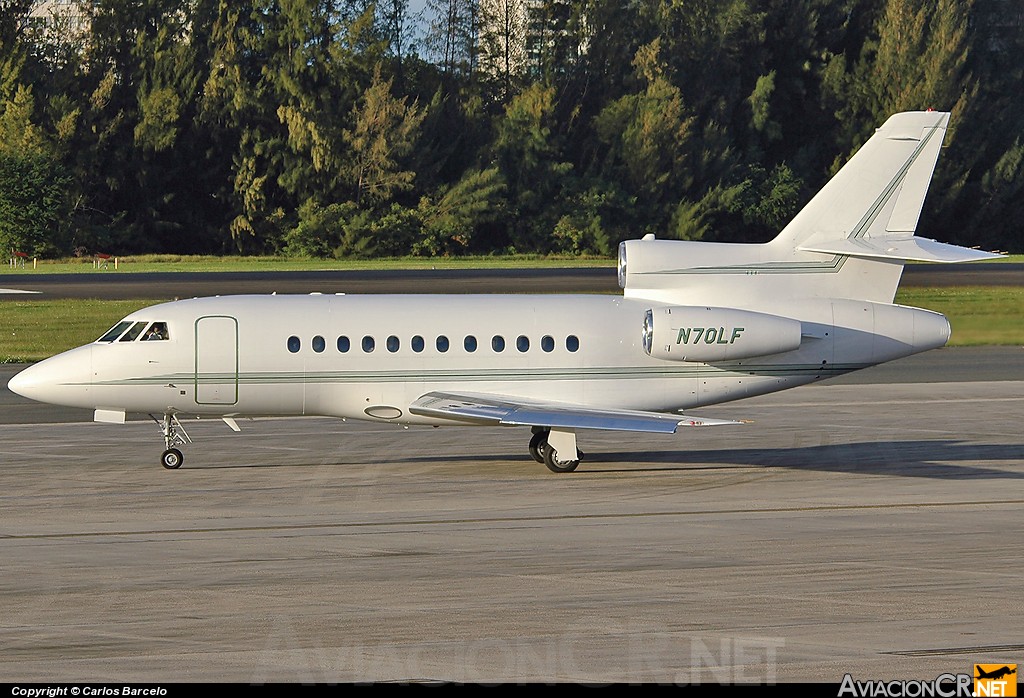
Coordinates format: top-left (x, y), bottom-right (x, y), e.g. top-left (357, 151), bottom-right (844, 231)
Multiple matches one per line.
top-left (643, 306), bottom-right (803, 362)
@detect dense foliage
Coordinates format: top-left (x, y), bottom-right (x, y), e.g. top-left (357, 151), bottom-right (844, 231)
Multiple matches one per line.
top-left (1, 0), bottom-right (1021, 258)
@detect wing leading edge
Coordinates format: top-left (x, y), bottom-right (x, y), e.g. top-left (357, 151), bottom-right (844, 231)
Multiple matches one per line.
top-left (408, 391), bottom-right (742, 433)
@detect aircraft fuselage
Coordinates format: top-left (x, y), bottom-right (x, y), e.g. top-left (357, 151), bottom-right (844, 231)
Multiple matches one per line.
top-left (10, 293), bottom-right (949, 426)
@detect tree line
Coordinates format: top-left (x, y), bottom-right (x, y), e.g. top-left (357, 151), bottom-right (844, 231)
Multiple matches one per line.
top-left (1, 0), bottom-right (1022, 259)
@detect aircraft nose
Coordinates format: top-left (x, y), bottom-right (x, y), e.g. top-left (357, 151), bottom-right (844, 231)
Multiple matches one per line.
top-left (7, 363), bottom-right (42, 399)
top-left (7, 347), bottom-right (92, 405)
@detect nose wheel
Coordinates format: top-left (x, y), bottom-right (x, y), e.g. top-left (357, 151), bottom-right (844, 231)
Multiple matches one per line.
top-left (161, 448), bottom-right (184, 469)
top-left (151, 412), bottom-right (191, 469)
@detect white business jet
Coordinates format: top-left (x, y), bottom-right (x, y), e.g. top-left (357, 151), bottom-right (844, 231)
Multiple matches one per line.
top-left (8, 111), bottom-right (999, 471)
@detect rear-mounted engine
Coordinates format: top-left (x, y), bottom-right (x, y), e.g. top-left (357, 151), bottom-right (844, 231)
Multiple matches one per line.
top-left (643, 306), bottom-right (802, 362)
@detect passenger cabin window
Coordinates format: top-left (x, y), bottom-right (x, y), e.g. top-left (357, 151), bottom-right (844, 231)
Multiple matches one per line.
top-left (566, 335), bottom-right (580, 352)
top-left (119, 322), bottom-right (148, 342)
top-left (516, 335), bottom-right (530, 352)
top-left (387, 335), bottom-right (400, 353)
top-left (312, 335), bottom-right (325, 353)
top-left (288, 336), bottom-right (300, 353)
top-left (337, 336), bottom-right (350, 353)
top-left (98, 321), bottom-right (133, 342)
top-left (362, 336), bottom-right (375, 353)
top-left (541, 335), bottom-right (554, 352)
top-left (411, 335), bottom-right (424, 353)
top-left (491, 335), bottom-right (505, 352)
top-left (143, 322), bottom-right (169, 341)
top-left (464, 335), bottom-right (477, 352)
top-left (436, 335), bottom-right (449, 353)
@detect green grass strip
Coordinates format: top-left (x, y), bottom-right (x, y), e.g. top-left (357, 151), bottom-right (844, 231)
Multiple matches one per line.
top-left (1, 254), bottom-right (616, 274)
top-left (1, 299), bottom-right (157, 363)
top-left (2, 251), bottom-right (1019, 275)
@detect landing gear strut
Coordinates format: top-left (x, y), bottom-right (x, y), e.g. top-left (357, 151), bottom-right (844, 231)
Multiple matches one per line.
top-left (151, 412), bottom-right (191, 469)
top-left (528, 428), bottom-right (583, 473)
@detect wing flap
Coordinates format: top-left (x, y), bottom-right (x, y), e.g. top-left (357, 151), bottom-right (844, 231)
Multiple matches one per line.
top-left (409, 391), bottom-right (741, 433)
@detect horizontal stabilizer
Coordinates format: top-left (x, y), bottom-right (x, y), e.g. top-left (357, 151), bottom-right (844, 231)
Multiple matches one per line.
top-left (410, 391), bottom-right (741, 433)
top-left (797, 236), bottom-right (1002, 263)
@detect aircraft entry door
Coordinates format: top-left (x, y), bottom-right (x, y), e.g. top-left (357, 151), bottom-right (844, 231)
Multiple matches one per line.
top-left (195, 315), bottom-right (239, 405)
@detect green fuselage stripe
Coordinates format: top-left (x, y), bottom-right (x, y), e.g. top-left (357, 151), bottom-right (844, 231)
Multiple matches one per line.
top-left (84, 362), bottom-right (869, 387)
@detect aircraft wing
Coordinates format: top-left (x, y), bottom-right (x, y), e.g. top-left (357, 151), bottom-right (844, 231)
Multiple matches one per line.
top-left (408, 391), bottom-right (742, 433)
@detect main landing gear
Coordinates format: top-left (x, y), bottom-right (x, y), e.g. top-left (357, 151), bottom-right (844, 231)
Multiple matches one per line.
top-left (151, 412), bottom-right (192, 469)
top-left (529, 427), bottom-right (583, 473)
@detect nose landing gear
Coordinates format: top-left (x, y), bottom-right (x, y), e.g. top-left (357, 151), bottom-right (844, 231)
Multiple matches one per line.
top-left (151, 412), bottom-right (192, 469)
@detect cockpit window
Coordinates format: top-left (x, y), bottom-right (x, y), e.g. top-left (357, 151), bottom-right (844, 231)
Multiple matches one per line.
top-left (98, 321), bottom-right (133, 343)
top-left (119, 321), bottom-right (148, 342)
top-left (143, 322), bottom-right (169, 341)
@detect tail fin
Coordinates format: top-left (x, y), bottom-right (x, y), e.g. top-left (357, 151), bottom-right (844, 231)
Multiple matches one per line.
top-left (771, 111), bottom-right (950, 251)
top-left (620, 111), bottom-right (1000, 307)
top-left (772, 111), bottom-right (995, 264)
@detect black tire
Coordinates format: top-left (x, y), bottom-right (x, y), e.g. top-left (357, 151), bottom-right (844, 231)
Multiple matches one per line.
top-left (161, 448), bottom-right (183, 470)
top-left (543, 444), bottom-right (580, 473)
top-left (528, 431), bottom-right (548, 464)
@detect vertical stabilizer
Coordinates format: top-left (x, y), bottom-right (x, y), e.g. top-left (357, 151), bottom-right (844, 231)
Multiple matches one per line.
top-left (770, 111), bottom-right (949, 252)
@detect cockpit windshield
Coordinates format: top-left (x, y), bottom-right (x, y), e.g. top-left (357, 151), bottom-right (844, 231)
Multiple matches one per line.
top-left (96, 320), bottom-right (171, 343)
top-left (119, 321), bottom-right (148, 342)
top-left (97, 321), bottom-right (133, 342)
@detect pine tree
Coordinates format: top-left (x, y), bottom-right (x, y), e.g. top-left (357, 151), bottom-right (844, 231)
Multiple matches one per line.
top-left (0, 85), bottom-right (71, 256)
top-left (0, 1), bottom-right (30, 102)
top-left (343, 64), bottom-right (425, 205)
top-left (477, 0), bottom-right (527, 102)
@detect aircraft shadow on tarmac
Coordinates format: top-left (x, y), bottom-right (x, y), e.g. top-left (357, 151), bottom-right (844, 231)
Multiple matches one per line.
top-left (395, 440), bottom-right (1024, 480)
top-left (596, 441), bottom-right (1024, 479)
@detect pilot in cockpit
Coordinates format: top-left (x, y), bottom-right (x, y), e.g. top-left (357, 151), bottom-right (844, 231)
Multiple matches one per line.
top-left (144, 322), bottom-right (168, 341)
